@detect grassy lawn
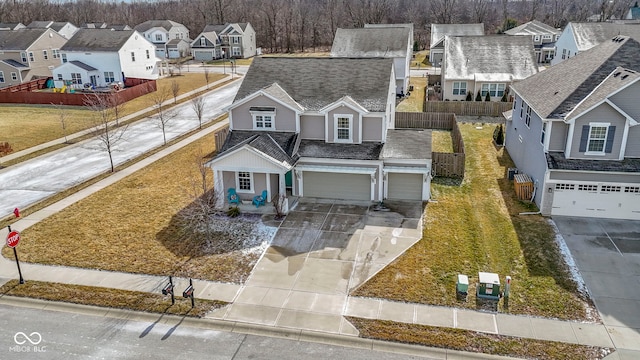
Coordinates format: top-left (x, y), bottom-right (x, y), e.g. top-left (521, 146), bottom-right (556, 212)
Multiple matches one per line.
top-left (431, 130), bottom-right (454, 153)
top-left (353, 123), bottom-right (592, 321)
top-left (206, 58), bottom-right (254, 66)
top-left (411, 50), bottom-right (430, 68)
top-left (0, 73), bottom-right (225, 153)
top-left (0, 280), bottom-right (226, 317)
top-left (349, 318), bottom-right (611, 360)
top-left (2, 131), bottom-right (276, 283)
top-left (396, 77), bottom-right (426, 112)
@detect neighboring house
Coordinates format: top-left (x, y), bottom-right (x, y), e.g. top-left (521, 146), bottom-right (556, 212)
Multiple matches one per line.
top-left (208, 57), bottom-right (432, 213)
top-left (364, 23), bottom-right (414, 47)
top-left (429, 23), bottom-right (484, 67)
top-left (626, 2), bottom-right (640, 19)
top-left (190, 25), bottom-right (222, 61)
top-left (505, 35), bottom-right (640, 220)
top-left (212, 23), bottom-right (257, 59)
top-left (82, 23), bottom-right (132, 31)
top-left (134, 20), bottom-right (190, 58)
top-left (331, 27), bottom-right (412, 95)
top-left (53, 29), bottom-right (160, 89)
top-left (505, 20), bottom-right (561, 64)
top-left (26, 21), bottom-right (78, 39)
top-left (441, 35), bottom-right (538, 101)
top-left (0, 23), bottom-right (26, 30)
top-left (0, 28), bottom-right (67, 88)
top-left (551, 22), bottom-right (640, 65)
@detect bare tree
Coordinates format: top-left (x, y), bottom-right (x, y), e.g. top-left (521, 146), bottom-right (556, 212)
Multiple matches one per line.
top-left (179, 150), bottom-right (220, 241)
top-left (150, 88), bottom-right (177, 145)
top-left (84, 93), bottom-right (129, 172)
top-left (203, 66), bottom-right (211, 89)
top-left (173, 61), bottom-right (184, 76)
top-left (53, 102), bottom-right (70, 144)
top-left (170, 79), bottom-right (180, 104)
top-left (191, 95), bottom-right (206, 129)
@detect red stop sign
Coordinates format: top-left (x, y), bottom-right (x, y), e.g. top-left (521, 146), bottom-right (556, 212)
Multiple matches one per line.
top-left (6, 230), bottom-right (20, 248)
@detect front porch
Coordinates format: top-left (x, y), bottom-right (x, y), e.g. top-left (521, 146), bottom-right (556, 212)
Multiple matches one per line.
top-left (223, 194), bottom-right (299, 215)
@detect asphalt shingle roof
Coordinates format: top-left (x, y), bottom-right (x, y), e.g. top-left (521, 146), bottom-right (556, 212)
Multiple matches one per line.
top-left (547, 152), bottom-right (640, 172)
top-left (381, 129), bottom-right (432, 159)
top-left (0, 29), bottom-right (47, 50)
top-left (69, 60), bottom-right (97, 71)
top-left (297, 140), bottom-right (384, 160)
top-left (511, 35), bottom-right (640, 119)
top-left (203, 24), bottom-right (226, 33)
top-left (430, 23), bottom-right (484, 48)
top-left (568, 67), bottom-right (640, 119)
top-left (218, 131), bottom-right (299, 166)
top-left (234, 57), bottom-right (394, 112)
top-left (1, 59), bottom-right (28, 68)
top-left (62, 29), bottom-right (134, 51)
top-left (568, 22), bottom-right (640, 51)
top-left (505, 20), bottom-right (560, 36)
top-left (134, 20), bottom-right (182, 32)
top-left (330, 27), bottom-right (410, 58)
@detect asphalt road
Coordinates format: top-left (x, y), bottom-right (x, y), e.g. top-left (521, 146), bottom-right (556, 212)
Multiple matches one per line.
top-left (0, 81), bottom-right (240, 218)
top-left (0, 304), bottom-right (431, 360)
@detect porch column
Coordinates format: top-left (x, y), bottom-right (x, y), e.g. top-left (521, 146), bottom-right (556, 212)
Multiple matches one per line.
top-left (214, 170), bottom-right (224, 208)
top-left (279, 172), bottom-right (288, 214)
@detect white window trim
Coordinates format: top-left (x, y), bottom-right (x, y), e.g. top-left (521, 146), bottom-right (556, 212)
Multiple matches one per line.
top-left (11, 72), bottom-right (17, 81)
top-left (251, 110), bottom-right (276, 130)
top-left (334, 114), bottom-right (353, 143)
top-left (236, 171), bottom-right (254, 193)
top-left (452, 81), bottom-right (466, 96)
top-left (0, 71), bottom-right (4, 83)
top-left (585, 122), bottom-right (610, 156)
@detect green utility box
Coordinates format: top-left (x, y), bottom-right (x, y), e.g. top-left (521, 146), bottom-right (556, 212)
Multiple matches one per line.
top-left (456, 274), bottom-right (469, 301)
top-left (477, 272), bottom-right (501, 300)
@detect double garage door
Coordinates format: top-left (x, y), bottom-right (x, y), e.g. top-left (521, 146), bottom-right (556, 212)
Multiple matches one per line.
top-left (551, 183), bottom-right (640, 220)
top-left (193, 50), bottom-right (214, 62)
top-left (303, 172), bottom-right (370, 201)
top-left (387, 173), bottom-right (423, 200)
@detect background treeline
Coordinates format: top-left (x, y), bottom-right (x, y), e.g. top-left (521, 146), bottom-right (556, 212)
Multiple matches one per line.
top-left (0, 0), bottom-right (635, 53)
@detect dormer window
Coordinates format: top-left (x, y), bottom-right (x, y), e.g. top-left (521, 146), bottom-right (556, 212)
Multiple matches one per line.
top-left (334, 114), bottom-right (353, 142)
top-left (250, 107), bottom-right (275, 130)
top-left (200, 37), bottom-right (206, 46)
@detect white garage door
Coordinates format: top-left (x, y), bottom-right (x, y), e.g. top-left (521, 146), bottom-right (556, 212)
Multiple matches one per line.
top-left (303, 172), bottom-right (370, 201)
top-left (194, 51), bottom-right (213, 61)
top-left (387, 173), bottom-right (423, 200)
top-left (551, 183), bottom-right (640, 220)
top-left (168, 49), bottom-right (180, 58)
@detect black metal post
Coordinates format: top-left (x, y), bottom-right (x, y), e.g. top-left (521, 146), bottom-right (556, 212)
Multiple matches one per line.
top-left (189, 278), bottom-right (194, 308)
top-left (169, 276), bottom-right (175, 305)
top-left (7, 225), bottom-right (24, 284)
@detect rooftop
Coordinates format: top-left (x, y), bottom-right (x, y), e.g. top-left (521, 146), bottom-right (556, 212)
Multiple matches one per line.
top-left (547, 152), bottom-right (640, 172)
top-left (62, 29), bottom-right (134, 52)
top-left (430, 23), bottom-right (484, 48)
top-left (218, 131), bottom-right (299, 166)
top-left (297, 140), bottom-right (383, 160)
top-left (330, 27), bottom-right (411, 58)
top-left (381, 129), bottom-right (432, 160)
top-left (0, 29), bottom-right (48, 50)
top-left (505, 20), bottom-right (560, 37)
top-left (568, 22), bottom-right (640, 51)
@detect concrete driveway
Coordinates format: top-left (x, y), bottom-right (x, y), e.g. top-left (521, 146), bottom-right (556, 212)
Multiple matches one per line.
top-left (553, 216), bottom-right (640, 358)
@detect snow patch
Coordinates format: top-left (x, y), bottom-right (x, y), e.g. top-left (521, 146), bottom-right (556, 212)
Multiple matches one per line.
top-left (547, 219), bottom-right (587, 296)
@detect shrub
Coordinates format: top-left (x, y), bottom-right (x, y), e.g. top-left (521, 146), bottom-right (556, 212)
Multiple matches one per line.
top-left (493, 124), bottom-right (505, 145)
top-left (465, 91), bottom-right (473, 101)
top-left (485, 92), bottom-right (491, 101)
top-left (475, 91), bottom-right (482, 101)
top-left (226, 206), bottom-right (240, 217)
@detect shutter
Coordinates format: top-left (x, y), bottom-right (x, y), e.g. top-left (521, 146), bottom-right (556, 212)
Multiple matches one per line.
top-left (579, 125), bottom-right (589, 152)
top-left (605, 126), bottom-right (616, 153)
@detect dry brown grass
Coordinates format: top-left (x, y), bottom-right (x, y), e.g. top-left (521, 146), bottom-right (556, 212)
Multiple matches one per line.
top-left (0, 280), bottom-right (226, 317)
top-left (431, 130), bottom-right (454, 153)
top-left (396, 77), bottom-right (426, 112)
top-left (349, 317), bottom-right (611, 360)
top-left (2, 130), bottom-right (270, 283)
top-left (0, 73), bottom-right (225, 153)
top-left (353, 123), bottom-right (592, 321)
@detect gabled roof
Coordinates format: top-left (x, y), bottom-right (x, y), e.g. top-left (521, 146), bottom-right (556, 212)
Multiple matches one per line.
top-left (0, 29), bottom-right (48, 50)
top-left (68, 60), bottom-right (97, 71)
top-left (110, 24), bottom-right (132, 31)
top-left (0, 23), bottom-right (25, 30)
top-left (82, 22), bottom-right (107, 29)
top-left (430, 23), bottom-right (484, 48)
top-left (62, 29), bottom-right (134, 51)
top-left (1, 59), bottom-right (28, 68)
top-left (505, 20), bottom-right (560, 36)
top-left (134, 20), bottom-right (184, 32)
top-left (567, 22), bottom-right (640, 51)
top-left (260, 83), bottom-right (304, 111)
top-left (511, 36), bottom-right (640, 119)
top-left (216, 130), bottom-right (299, 166)
top-left (443, 35), bottom-right (538, 81)
top-left (234, 57), bottom-right (394, 112)
top-left (203, 24), bottom-right (227, 33)
top-left (192, 30), bottom-right (219, 46)
top-left (166, 38), bottom-right (188, 46)
top-left (330, 27), bottom-right (410, 58)
top-left (26, 20), bottom-right (53, 28)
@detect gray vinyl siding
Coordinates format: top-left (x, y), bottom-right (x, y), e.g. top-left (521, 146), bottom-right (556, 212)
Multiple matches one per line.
top-left (504, 96), bottom-right (549, 207)
top-left (230, 95), bottom-right (297, 131)
top-left (362, 116), bottom-right (383, 141)
top-left (609, 81), bottom-right (640, 120)
top-left (549, 170), bottom-right (640, 183)
top-left (253, 173), bottom-right (267, 195)
top-left (626, 125), bottom-right (640, 157)
top-left (299, 115), bottom-right (324, 140)
top-left (569, 103), bottom-right (625, 159)
top-left (548, 121), bottom-right (568, 151)
top-left (327, 106), bottom-right (360, 143)
top-left (269, 173), bottom-right (278, 200)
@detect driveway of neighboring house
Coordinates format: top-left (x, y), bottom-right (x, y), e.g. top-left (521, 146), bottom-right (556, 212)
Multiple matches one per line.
top-left (553, 216), bottom-right (640, 356)
top-left (210, 198), bottom-right (424, 334)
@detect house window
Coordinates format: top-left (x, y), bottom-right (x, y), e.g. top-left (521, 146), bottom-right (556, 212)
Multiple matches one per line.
top-left (146, 49), bottom-right (150, 59)
top-left (71, 73), bottom-right (82, 84)
top-left (587, 125), bottom-right (608, 152)
top-left (452, 81), bottom-right (467, 95)
top-left (237, 171), bottom-right (252, 192)
top-left (61, 53), bottom-right (67, 63)
top-left (335, 114), bottom-right (353, 142)
top-left (11, 72), bottom-right (17, 81)
top-left (232, 47), bottom-right (241, 56)
top-left (481, 83), bottom-right (505, 98)
top-left (104, 71), bottom-right (115, 83)
top-left (53, 49), bottom-right (60, 59)
top-left (200, 37), bottom-right (206, 46)
top-left (131, 52), bottom-right (136, 62)
top-left (28, 52), bottom-right (34, 62)
top-left (155, 34), bottom-right (162, 41)
top-left (251, 107), bottom-right (275, 130)
top-left (555, 35), bottom-right (560, 41)
top-left (21, 52), bottom-right (27, 62)
top-left (57, 74), bottom-right (63, 80)
top-left (541, 122), bottom-right (547, 144)
top-left (175, 33), bottom-right (180, 39)
top-left (534, 35), bottom-right (540, 42)
top-left (43, 50), bottom-right (48, 60)
top-left (543, 34), bottom-right (552, 40)
top-left (233, 36), bottom-right (240, 44)
top-left (562, 49), bottom-right (566, 59)
top-left (0, 71), bottom-right (4, 83)
top-left (520, 101), bottom-right (524, 118)
top-left (525, 106), bottom-right (532, 127)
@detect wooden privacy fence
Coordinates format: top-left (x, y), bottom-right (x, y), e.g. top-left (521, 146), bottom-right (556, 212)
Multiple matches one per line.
top-left (214, 125), bottom-right (230, 152)
top-left (396, 111), bottom-right (465, 178)
top-left (423, 101), bottom-right (513, 117)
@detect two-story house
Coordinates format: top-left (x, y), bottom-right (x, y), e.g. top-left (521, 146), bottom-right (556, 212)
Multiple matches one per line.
top-left (208, 57), bottom-right (432, 213)
top-left (505, 35), bottom-right (640, 220)
top-left (53, 29), bottom-right (160, 89)
top-left (26, 21), bottom-right (79, 39)
top-left (505, 20), bottom-right (561, 64)
top-left (441, 35), bottom-right (538, 101)
top-left (210, 23), bottom-right (257, 59)
top-left (0, 28), bottom-right (67, 88)
top-left (190, 25), bottom-right (222, 61)
top-left (331, 27), bottom-right (413, 95)
top-left (134, 20), bottom-right (190, 59)
top-left (551, 22), bottom-right (640, 66)
top-left (429, 23), bottom-right (484, 67)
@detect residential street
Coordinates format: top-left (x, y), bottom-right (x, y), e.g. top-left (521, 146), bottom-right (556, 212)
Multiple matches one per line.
top-left (0, 81), bottom-right (240, 218)
top-left (0, 304), bottom-right (431, 360)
